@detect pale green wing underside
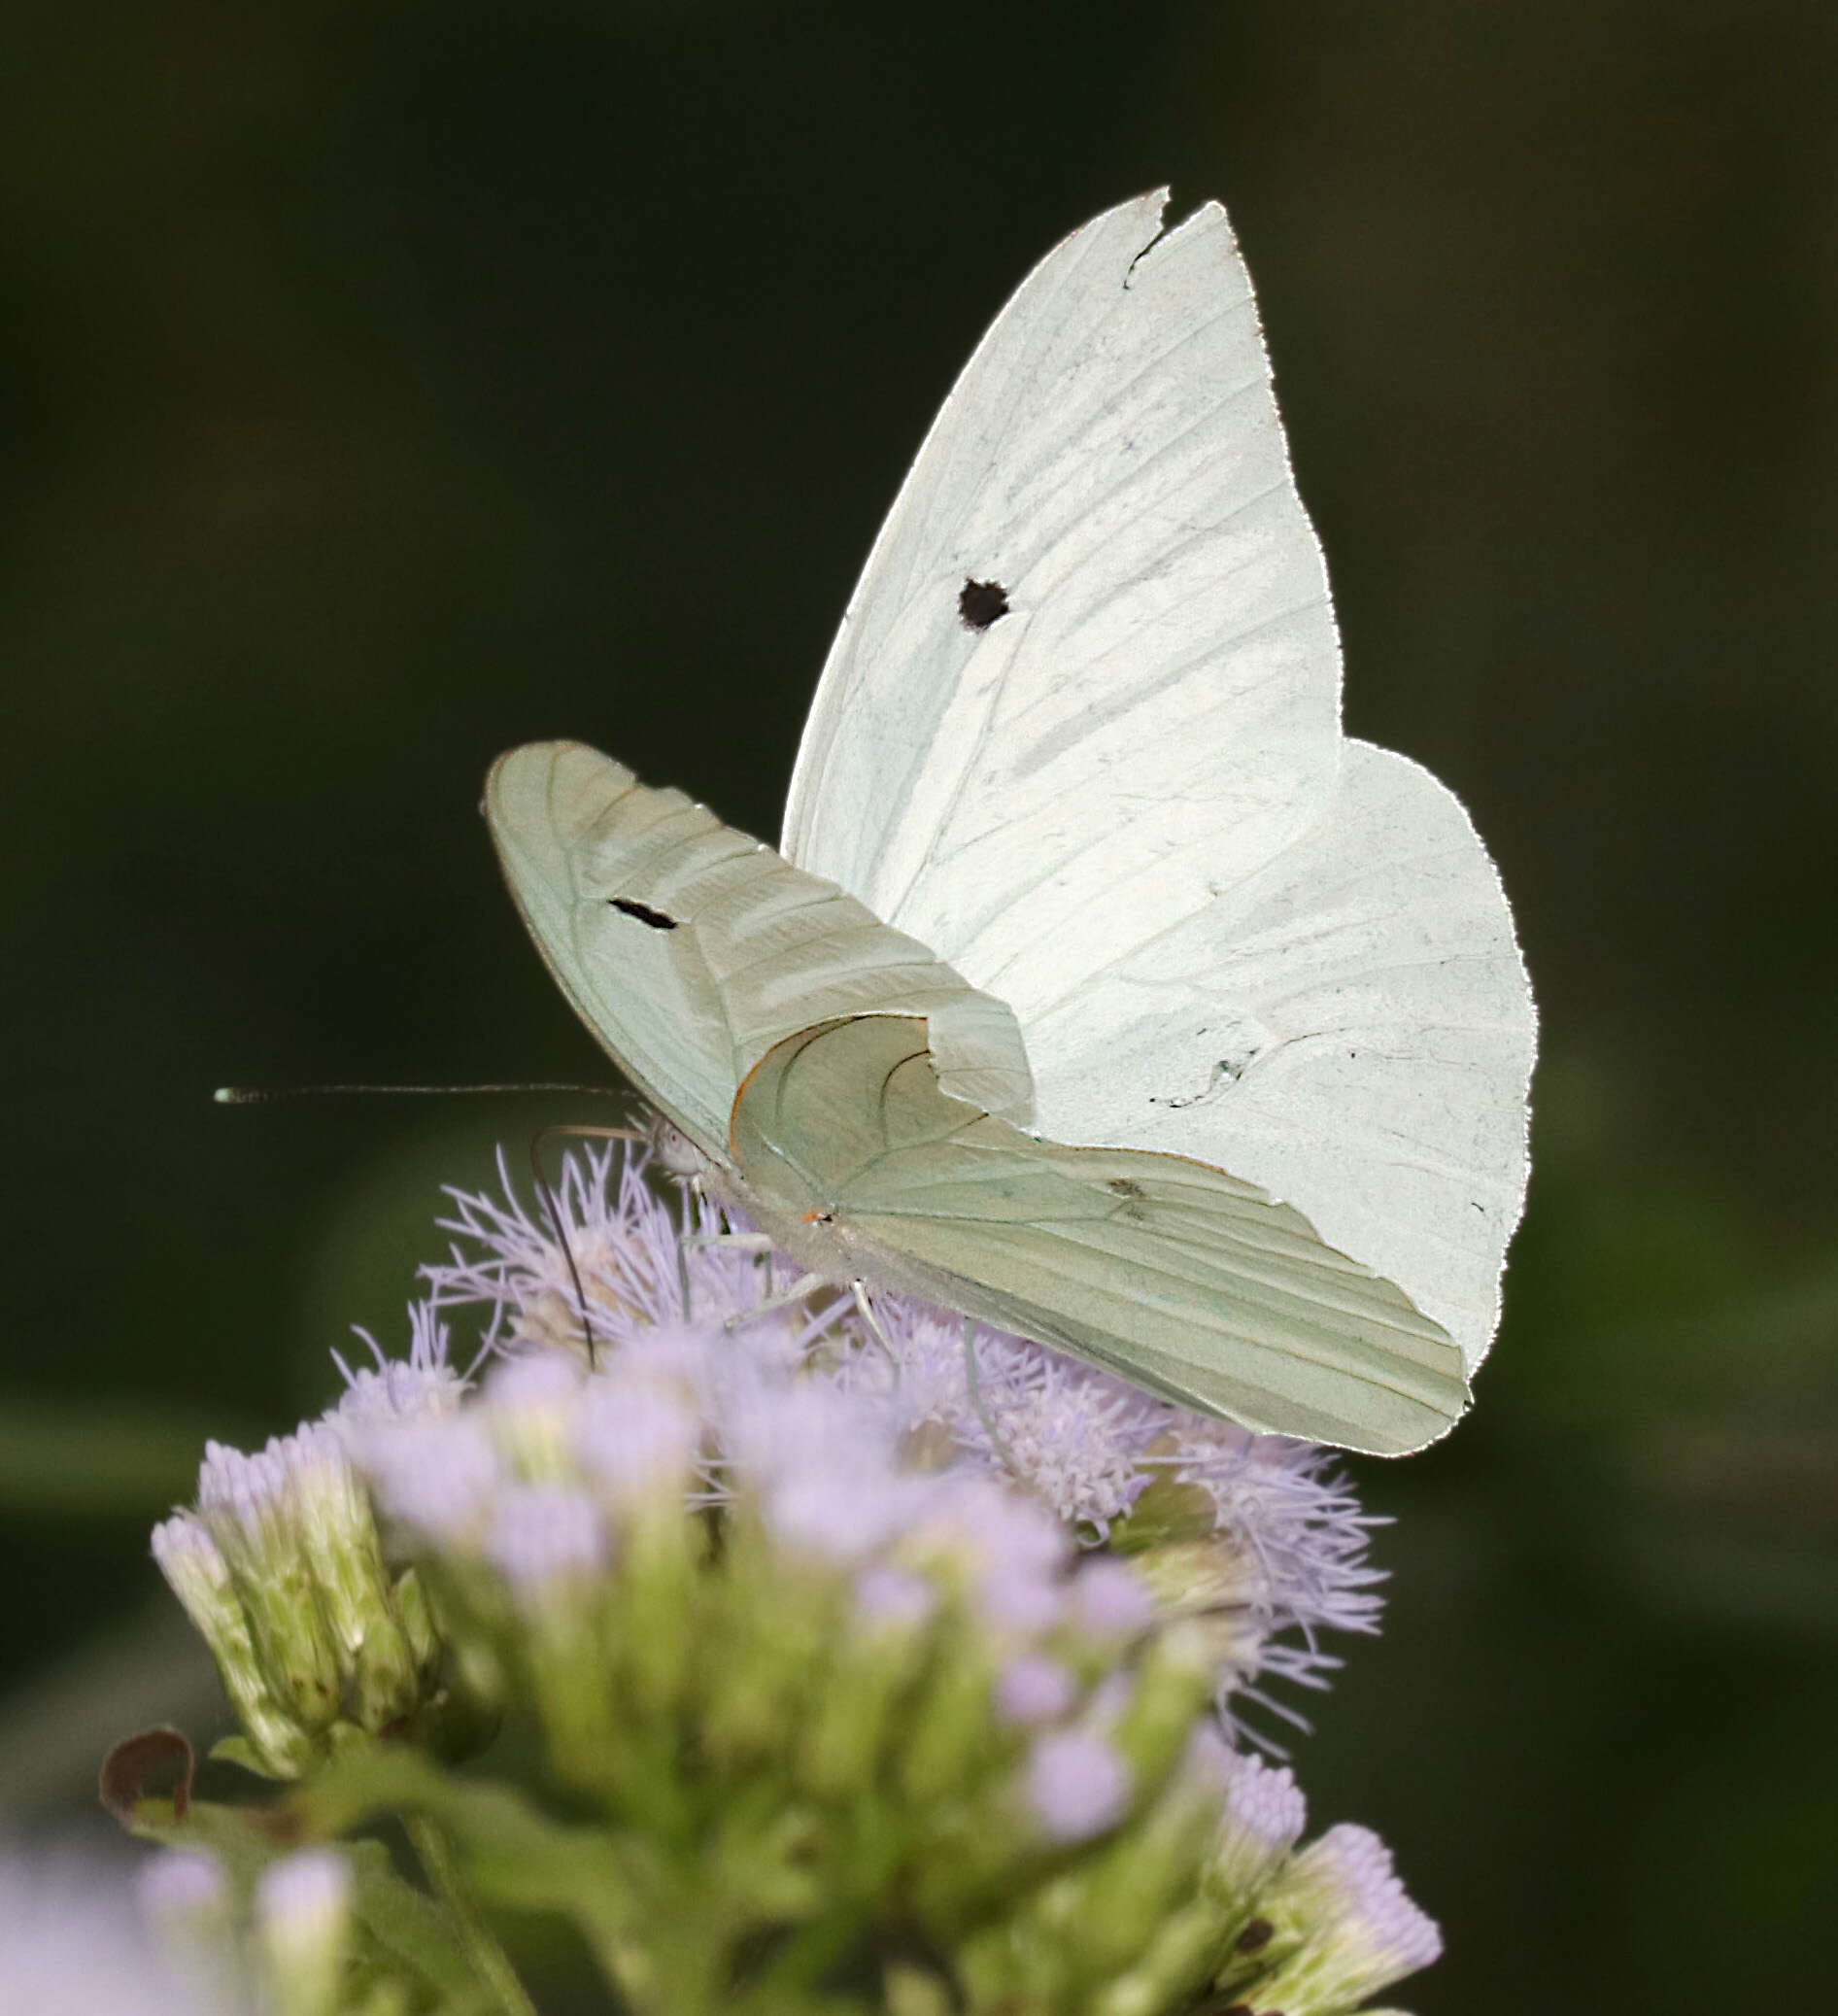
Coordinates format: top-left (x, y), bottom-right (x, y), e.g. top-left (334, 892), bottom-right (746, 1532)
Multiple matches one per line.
top-left (486, 741), bottom-right (1034, 1162)
top-left (732, 1015), bottom-right (1469, 1455)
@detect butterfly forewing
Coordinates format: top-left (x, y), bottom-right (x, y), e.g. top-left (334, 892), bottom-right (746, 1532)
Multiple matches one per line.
top-left (782, 191), bottom-right (1344, 1024)
top-left (487, 741), bottom-right (1035, 1163)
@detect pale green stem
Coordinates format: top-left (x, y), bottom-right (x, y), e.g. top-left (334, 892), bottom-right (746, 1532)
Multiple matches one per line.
top-left (406, 1815), bottom-right (540, 2016)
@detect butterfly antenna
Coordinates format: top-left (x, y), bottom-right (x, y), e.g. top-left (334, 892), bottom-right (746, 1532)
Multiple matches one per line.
top-left (215, 1081), bottom-right (629, 1104)
top-left (527, 1123), bottom-right (649, 1369)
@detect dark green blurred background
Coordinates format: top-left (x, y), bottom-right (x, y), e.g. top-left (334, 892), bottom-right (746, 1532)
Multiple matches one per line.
top-left (4, 0), bottom-right (1835, 2006)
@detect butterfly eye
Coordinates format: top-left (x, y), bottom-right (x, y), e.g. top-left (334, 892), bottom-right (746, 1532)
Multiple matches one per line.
top-left (958, 577), bottom-right (1010, 631)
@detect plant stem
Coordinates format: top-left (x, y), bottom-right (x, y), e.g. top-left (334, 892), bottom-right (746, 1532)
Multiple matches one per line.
top-left (407, 1813), bottom-right (541, 2016)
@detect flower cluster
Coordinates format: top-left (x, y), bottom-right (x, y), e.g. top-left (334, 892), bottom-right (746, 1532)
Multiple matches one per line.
top-left (150, 1310), bottom-right (471, 1777)
top-left (114, 1140), bottom-right (1444, 2016)
top-left (427, 1145), bottom-right (1386, 1721)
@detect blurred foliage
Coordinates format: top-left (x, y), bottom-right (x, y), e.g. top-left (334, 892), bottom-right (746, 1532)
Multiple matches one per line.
top-left (1, 0), bottom-right (1834, 2008)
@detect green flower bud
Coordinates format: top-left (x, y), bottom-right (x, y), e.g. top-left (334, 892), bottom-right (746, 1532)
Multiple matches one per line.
top-left (1064, 1726), bottom-right (1235, 1984)
top-left (797, 1564), bottom-right (939, 1799)
top-left (1103, 1619), bottom-right (1217, 1787)
top-left (151, 1511), bottom-right (317, 1777)
top-left (284, 1426), bottom-right (422, 1731)
top-left (481, 1481), bottom-right (622, 1790)
top-left (1218, 1825), bottom-right (1442, 2016)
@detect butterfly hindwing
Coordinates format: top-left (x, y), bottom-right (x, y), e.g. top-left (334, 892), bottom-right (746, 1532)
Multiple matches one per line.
top-left (731, 1014), bottom-right (1469, 1455)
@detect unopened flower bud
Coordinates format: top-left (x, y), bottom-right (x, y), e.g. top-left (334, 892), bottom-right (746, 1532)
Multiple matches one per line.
top-left (1067, 1724), bottom-right (1238, 1986)
top-left (483, 1352), bottom-right (586, 1479)
top-left (1221, 1823), bottom-right (1441, 2015)
top-left (1206, 1746), bottom-right (1309, 1912)
top-left (137, 1848), bottom-right (240, 2011)
top-left (195, 1441), bottom-right (345, 1739)
top-left (151, 1513), bottom-right (314, 1777)
top-left (255, 1850), bottom-right (353, 2016)
top-left (795, 1566), bottom-right (939, 1797)
top-left (1103, 1617), bottom-right (1217, 1787)
top-left (281, 1425), bottom-right (421, 1731)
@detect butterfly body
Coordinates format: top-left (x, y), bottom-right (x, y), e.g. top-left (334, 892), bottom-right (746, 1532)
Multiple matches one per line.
top-left (488, 192), bottom-right (1535, 1455)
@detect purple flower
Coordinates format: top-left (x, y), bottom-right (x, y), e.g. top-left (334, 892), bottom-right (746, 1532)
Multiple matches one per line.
top-left (195, 1438), bottom-right (289, 1548)
top-left (1209, 1747), bottom-right (1309, 1898)
top-left (136, 1851), bottom-right (225, 1925)
top-left (330, 1303), bottom-right (464, 1427)
top-left (575, 1376), bottom-right (701, 1503)
top-left (851, 1564), bottom-right (936, 1631)
top-left (360, 1412), bottom-right (502, 1544)
top-left (1070, 1557), bottom-right (1157, 1638)
top-left (840, 1303), bottom-right (1165, 1531)
top-left (425, 1144), bottom-right (816, 1358)
top-left (486, 1484), bottom-right (609, 1592)
top-left (403, 1142), bottom-right (1389, 1710)
top-left (1025, 1729), bottom-right (1132, 1843)
top-left (1169, 1422), bottom-right (1385, 1681)
top-left (903, 1476), bottom-right (1070, 1635)
top-left (996, 1655), bottom-right (1078, 1726)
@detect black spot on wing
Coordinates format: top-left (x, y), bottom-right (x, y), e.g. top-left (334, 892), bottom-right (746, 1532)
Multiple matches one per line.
top-left (958, 577), bottom-right (1010, 631)
top-left (609, 897), bottom-right (678, 931)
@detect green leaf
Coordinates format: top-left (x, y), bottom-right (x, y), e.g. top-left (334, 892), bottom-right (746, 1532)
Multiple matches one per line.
top-left (210, 1734), bottom-right (290, 1779)
top-left (296, 1747), bottom-right (639, 1939)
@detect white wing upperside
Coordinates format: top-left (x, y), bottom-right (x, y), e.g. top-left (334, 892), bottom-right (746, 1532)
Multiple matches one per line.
top-left (1024, 741), bottom-right (1536, 1371)
top-left (487, 741), bottom-right (1034, 1164)
top-left (782, 191), bottom-right (1345, 1030)
top-left (778, 191), bottom-right (1536, 1372)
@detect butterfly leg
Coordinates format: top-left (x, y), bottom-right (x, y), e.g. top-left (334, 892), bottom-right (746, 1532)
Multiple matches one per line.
top-left (678, 1231), bottom-right (776, 1323)
top-left (850, 1281), bottom-right (902, 1384)
top-left (723, 1272), bottom-right (828, 1333)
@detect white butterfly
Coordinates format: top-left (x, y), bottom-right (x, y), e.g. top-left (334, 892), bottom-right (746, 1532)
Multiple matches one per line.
top-left (488, 191), bottom-right (1536, 1456)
